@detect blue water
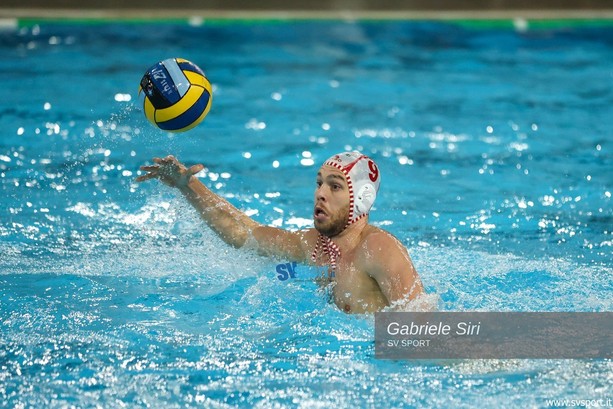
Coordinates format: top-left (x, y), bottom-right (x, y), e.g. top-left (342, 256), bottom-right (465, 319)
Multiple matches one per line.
top-left (0, 20), bottom-right (611, 408)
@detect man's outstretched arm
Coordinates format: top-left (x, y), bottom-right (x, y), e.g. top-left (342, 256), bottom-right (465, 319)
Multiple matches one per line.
top-left (136, 155), bottom-right (311, 261)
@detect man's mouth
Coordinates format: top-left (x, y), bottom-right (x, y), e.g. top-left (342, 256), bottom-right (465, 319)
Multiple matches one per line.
top-left (314, 206), bottom-right (328, 221)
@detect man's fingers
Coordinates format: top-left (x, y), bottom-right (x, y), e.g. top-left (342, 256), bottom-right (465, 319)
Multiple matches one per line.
top-left (153, 155), bottom-right (175, 164)
top-left (135, 173), bottom-right (157, 182)
top-left (138, 156), bottom-right (193, 184)
top-left (153, 156), bottom-right (175, 164)
top-left (153, 155), bottom-right (183, 170)
top-left (187, 164), bottom-right (205, 176)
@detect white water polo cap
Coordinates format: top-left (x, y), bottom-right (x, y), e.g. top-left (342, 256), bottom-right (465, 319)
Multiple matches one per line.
top-left (323, 152), bottom-right (381, 225)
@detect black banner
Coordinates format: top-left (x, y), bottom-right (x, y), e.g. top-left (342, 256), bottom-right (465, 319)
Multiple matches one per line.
top-left (375, 312), bottom-right (612, 359)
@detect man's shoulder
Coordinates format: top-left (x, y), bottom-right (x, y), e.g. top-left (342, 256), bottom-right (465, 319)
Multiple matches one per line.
top-left (357, 225), bottom-right (414, 280)
top-left (361, 225), bottom-right (401, 246)
top-left (301, 227), bottom-right (320, 242)
top-left (359, 225), bottom-right (407, 261)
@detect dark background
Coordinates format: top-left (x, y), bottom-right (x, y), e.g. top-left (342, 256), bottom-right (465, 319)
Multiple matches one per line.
top-left (1, 0), bottom-right (612, 15)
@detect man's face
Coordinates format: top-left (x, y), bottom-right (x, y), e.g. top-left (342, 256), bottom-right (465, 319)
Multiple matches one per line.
top-left (313, 166), bottom-right (350, 237)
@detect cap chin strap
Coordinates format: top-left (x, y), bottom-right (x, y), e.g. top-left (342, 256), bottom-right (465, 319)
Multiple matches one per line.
top-left (310, 212), bottom-right (368, 279)
top-left (311, 233), bottom-right (341, 279)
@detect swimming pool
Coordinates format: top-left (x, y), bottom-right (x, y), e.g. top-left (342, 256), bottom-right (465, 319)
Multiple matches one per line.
top-left (0, 18), bottom-right (611, 408)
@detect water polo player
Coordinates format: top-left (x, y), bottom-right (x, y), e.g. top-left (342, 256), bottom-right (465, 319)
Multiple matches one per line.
top-left (136, 152), bottom-right (426, 313)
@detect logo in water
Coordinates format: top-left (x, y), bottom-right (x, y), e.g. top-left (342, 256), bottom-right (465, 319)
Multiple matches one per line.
top-left (276, 262), bottom-right (298, 281)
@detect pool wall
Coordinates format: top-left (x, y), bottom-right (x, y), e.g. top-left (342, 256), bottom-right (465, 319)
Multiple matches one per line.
top-left (1, 0), bottom-right (613, 21)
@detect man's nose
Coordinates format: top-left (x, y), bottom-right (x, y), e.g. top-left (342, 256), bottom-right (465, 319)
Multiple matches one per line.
top-left (316, 185), bottom-right (327, 201)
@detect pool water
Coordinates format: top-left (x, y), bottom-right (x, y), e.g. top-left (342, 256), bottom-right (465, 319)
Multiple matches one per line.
top-left (0, 19), bottom-right (611, 408)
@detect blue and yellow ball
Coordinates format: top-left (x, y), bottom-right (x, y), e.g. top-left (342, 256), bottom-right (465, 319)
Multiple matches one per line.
top-left (139, 58), bottom-right (212, 132)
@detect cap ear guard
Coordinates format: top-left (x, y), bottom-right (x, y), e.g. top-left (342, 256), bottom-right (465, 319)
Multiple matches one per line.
top-left (355, 184), bottom-right (377, 215)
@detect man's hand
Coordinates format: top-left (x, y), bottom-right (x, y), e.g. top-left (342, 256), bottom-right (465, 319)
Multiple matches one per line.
top-left (135, 155), bottom-right (204, 188)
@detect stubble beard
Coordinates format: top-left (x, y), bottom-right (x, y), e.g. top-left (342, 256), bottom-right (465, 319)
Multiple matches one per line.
top-left (314, 203), bottom-right (350, 237)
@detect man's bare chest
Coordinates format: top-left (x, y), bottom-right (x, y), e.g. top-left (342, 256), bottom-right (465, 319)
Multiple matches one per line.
top-left (331, 259), bottom-right (386, 313)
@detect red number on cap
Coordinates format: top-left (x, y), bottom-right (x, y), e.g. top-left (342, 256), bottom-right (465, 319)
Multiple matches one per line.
top-left (368, 160), bottom-right (379, 182)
